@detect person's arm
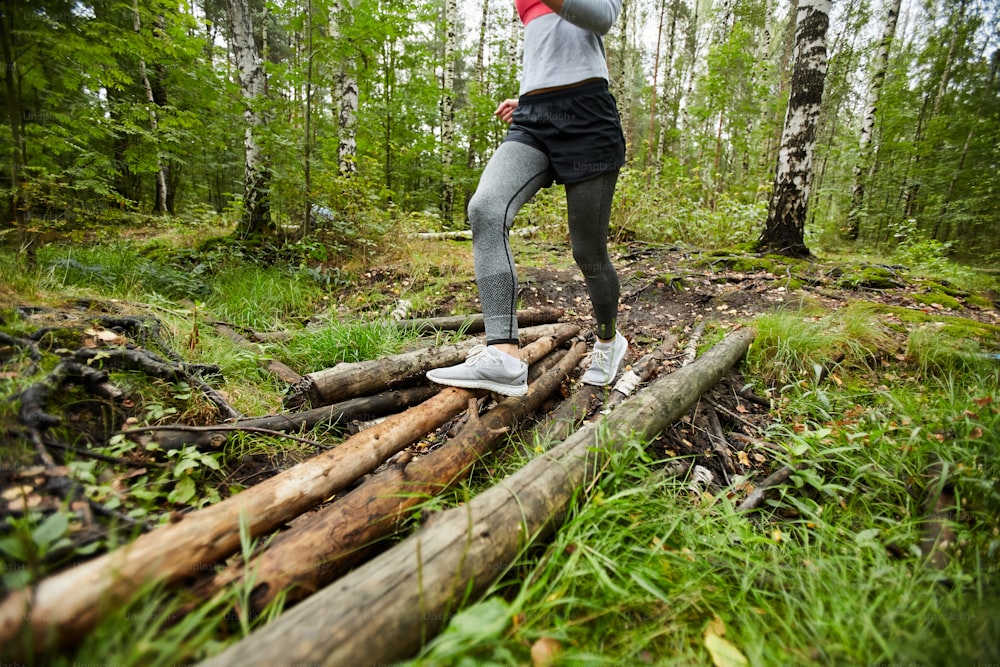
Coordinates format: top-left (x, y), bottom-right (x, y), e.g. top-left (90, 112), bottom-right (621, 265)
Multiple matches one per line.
top-left (543, 0), bottom-right (621, 35)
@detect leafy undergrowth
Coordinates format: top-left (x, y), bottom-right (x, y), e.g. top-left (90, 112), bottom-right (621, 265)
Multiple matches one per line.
top-left (0, 224), bottom-right (998, 665)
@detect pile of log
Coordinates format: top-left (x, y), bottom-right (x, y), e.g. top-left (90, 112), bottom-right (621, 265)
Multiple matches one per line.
top-left (0, 307), bottom-right (756, 666)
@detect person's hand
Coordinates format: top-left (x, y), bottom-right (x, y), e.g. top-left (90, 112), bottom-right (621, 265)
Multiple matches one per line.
top-left (494, 98), bottom-right (519, 124)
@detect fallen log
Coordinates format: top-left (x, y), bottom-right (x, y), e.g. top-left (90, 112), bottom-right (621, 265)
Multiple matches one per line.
top-left (393, 306), bottom-right (564, 335)
top-left (529, 335), bottom-right (678, 446)
top-left (197, 340), bottom-right (587, 613)
top-left (138, 385), bottom-right (439, 450)
top-left (199, 326), bottom-right (755, 667)
top-left (736, 463), bottom-right (808, 513)
top-left (409, 225), bottom-right (539, 240)
top-left (300, 322), bottom-right (568, 407)
top-left (0, 328), bottom-right (576, 657)
top-left (72, 347), bottom-right (239, 420)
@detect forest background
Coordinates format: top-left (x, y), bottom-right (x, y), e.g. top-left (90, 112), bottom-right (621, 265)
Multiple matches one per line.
top-left (2, 1), bottom-right (1000, 664)
top-left (1, 0), bottom-right (997, 263)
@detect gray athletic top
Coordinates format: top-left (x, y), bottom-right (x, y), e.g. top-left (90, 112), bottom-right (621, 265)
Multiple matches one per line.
top-left (519, 0), bottom-right (622, 97)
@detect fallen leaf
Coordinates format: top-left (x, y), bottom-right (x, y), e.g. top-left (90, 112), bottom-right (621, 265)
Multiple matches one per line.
top-left (737, 451), bottom-right (751, 467)
top-left (969, 426), bottom-right (983, 439)
top-left (705, 615), bottom-right (726, 637)
top-left (703, 617), bottom-right (748, 667)
top-left (531, 637), bottom-right (562, 667)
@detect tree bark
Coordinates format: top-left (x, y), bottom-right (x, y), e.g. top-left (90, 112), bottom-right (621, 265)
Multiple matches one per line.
top-left (440, 0), bottom-right (457, 221)
top-left (846, 0), bottom-right (901, 240)
top-left (302, 322), bottom-right (571, 407)
top-left (0, 0), bottom-right (27, 242)
top-left (331, 0), bottom-right (359, 177)
top-left (758, 0), bottom-right (830, 257)
top-left (196, 340), bottom-right (588, 613)
top-left (199, 327), bottom-right (755, 667)
top-left (226, 0), bottom-right (272, 236)
top-left (646, 0), bottom-right (666, 171)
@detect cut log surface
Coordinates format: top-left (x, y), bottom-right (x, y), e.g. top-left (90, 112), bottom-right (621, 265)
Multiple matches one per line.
top-left (303, 322), bottom-right (566, 406)
top-left (0, 325), bottom-right (578, 656)
top-left (198, 340), bottom-right (588, 612)
top-left (199, 326), bottom-right (755, 667)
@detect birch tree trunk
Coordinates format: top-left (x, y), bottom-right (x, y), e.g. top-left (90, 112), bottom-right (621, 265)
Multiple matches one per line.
top-left (331, 0), bottom-right (359, 177)
top-left (846, 0), bottom-right (902, 240)
top-left (466, 0), bottom-right (491, 172)
top-left (646, 0), bottom-right (666, 171)
top-left (302, 0), bottom-right (314, 235)
top-left (758, 0), bottom-right (830, 257)
top-left (769, 0), bottom-right (799, 166)
top-left (226, 0), bottom-right (272, 236)
top-left (614, 0), bottom-right (634, 146)
top-left (677, 0), bottom-right (704, 158)
top-left (441, 0), bottom-right (457, 221)
top-left (655, 0), bottom-right (683, 167)
top-left (133, 0), bottom-right (168, 214)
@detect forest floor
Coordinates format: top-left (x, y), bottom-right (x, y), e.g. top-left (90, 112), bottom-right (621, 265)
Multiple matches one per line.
top-left (1, 231), bottom-right (999, 665)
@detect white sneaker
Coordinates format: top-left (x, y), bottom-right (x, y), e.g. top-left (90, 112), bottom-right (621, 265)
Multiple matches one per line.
top-left (426, 345), bottom-right (528, 396)
top-left (581, 332), bottom-right (628, 386)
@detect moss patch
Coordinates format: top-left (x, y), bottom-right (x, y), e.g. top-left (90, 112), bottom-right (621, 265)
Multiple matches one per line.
top-left (910, 289), bottom-right (964, 311)
top-left (835, 264), bottom-right (903, 290)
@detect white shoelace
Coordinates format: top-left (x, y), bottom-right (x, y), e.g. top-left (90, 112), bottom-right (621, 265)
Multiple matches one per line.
top-left (464, 344), bottom-right (494, 366)
top-left (589, 346), bottom-right (611, 369)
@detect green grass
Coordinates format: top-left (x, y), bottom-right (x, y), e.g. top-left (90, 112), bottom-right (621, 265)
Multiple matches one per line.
top-left (411, 358), bottom-right (1000, 666)
top-left (277, 318), bottom-right (420, 371)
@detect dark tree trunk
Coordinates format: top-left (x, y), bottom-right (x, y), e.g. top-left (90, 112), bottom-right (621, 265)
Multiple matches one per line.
top-left (758, 0), bottom-right (830, 257)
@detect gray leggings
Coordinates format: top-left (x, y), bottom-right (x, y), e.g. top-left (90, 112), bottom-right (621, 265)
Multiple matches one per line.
top-left (468, 140), bottom-right (621, 345)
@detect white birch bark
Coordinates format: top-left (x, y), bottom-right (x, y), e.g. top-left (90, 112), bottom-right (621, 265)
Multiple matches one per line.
top-left (759, 0), bottom-right (831, 256)
top-left (226, 0), bottom-right (271, 234)
top-left (847, 0), bottom-right (902, 239)
top-left (330, 0), bottom-right (359, 177)
top-left (441, 0), bottom-right (457, 220)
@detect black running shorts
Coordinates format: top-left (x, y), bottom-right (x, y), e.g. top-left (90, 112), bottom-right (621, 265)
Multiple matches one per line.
top-left (503, 79), bottom-right (627, 185)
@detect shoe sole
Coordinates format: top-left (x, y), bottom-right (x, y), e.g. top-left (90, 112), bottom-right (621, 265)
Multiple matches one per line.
top-left (426, 373), bottom-right (528, 397)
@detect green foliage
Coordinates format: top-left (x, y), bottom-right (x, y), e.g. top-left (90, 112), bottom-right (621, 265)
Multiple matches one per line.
top-left (278, 318), bottom-right (418, 372)
top-left (0, 511), bottom-right (76, 591)
top-left (889, 218), bottom-right (955, 274)
top-left (612, 168), bottom-right (768, 246)
top-left (746, 303), bottom-right (896, 388)
top-left (204, 264), bottom-right (323, 331)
